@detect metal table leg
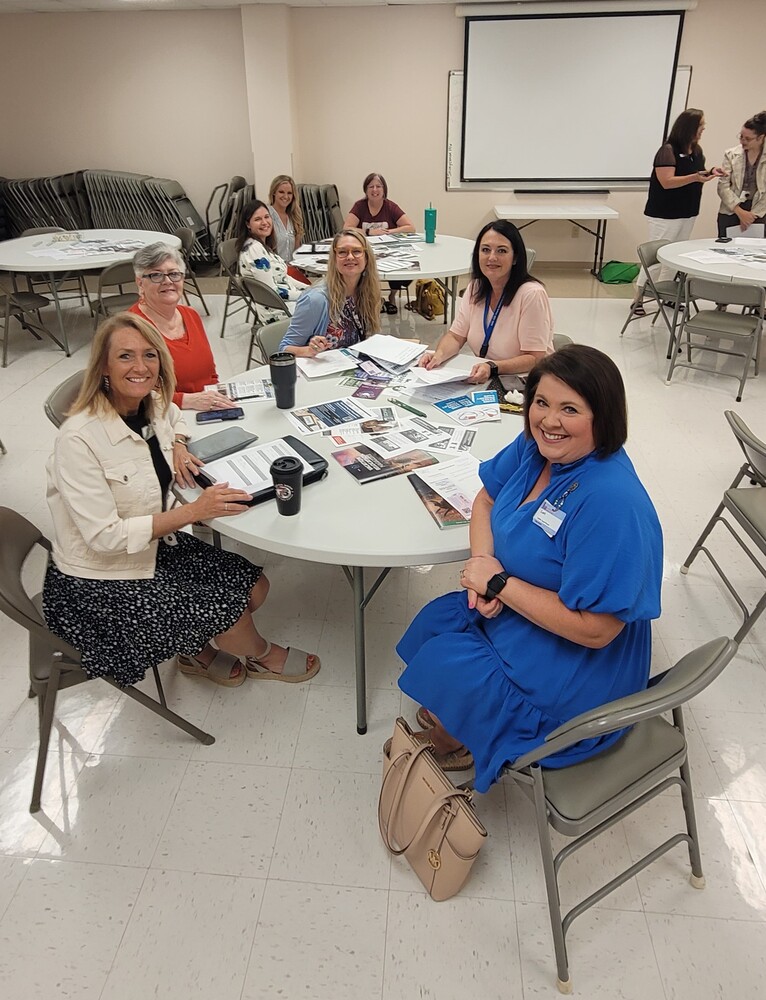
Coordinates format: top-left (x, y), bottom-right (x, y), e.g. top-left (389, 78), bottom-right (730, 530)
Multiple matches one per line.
top-left (343, 565), bottom-right (391, 734)
top-left (47, 273), bottom-right (71, 356)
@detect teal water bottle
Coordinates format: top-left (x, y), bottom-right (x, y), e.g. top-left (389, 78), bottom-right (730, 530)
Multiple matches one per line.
top-left (424, 205), bottom-right (437, 244)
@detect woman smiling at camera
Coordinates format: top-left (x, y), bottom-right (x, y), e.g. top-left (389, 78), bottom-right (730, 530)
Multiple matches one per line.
top-left (278, 229), bottom-right (381, 357)
top-left (420, 220), bottom-right (553, 383)
top-left (268, 175), bottom-right (305, 262)
top-left (43, 314), bottom-right (320, 688)
top-left (394, 346), bottom-right (662, 791)
top-left (129, 243), bottom-right (234, 414)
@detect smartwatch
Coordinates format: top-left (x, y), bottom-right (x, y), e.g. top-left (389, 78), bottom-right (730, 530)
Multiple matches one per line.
top-left (486, 360), bottom-right (499, 379)
top-left (484, 571), bottom-right (509, 601)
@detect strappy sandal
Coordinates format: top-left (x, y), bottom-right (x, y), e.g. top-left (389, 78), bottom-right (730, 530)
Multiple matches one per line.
top-left (632, 302), bottom-right (646, 317)
top-left (416, 706), bottom-right (436, 730)
top-left (177, 649), bottom-right (245, 687)
top-left (383, 729), bottom-right (474, 772)
top-left (383, 301), bottom-right (398, 315)
top-left (245, 641), bottom-right (320, 683)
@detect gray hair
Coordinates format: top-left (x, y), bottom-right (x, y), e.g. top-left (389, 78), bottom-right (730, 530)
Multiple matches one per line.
top-left (132, 241), bottom-right (185, 276)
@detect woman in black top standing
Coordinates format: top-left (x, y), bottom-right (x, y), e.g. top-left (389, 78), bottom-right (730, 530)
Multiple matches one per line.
top-left (632, 109), bottom-right (722, 314)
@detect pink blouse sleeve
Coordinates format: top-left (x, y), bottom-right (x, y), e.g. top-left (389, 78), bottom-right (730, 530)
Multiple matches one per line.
top-left (517, 283), bottom-right (554, 353)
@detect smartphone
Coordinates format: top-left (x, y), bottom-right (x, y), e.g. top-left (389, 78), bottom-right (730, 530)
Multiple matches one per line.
top-left (196, 407), bottom-right (245, 424)
top-left (715, 237), bottom-right (732, 244)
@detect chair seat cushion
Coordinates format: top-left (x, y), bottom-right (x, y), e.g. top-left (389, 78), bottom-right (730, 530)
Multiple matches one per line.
top-left (686, 311), bottom-right (759, 337)
top-left (650, 280), bottom-right (680, 302)
top-left (725, 487), bottom-right (766, 546)
top-left (8, 292), bottom-right (50, 311)
top-left (541, 716), bottom-right (685, 822)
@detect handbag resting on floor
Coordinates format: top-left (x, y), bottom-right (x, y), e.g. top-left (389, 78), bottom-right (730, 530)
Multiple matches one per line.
top-left (378, 717), bottom-right (487, 901)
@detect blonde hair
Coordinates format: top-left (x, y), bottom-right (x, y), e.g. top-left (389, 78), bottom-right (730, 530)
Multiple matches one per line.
top-left (69, 313), bottom-right (176, 418)
top-left (325, 230), bottom-right (381, 336)
top-left (268, 174), bottom-right (304, 247)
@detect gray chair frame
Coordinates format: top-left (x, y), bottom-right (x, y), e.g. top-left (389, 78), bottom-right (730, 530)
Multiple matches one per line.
top-left (217, 238), bottom-right (252, 337)
top-left (681, 411), bottom-right (766, 643)
top-left (1, 284), bottom-right (58, 368)
top-left (249, 317), bottom-right (291, 368)
top-left (0, 507), bottom-right (215, 814)
top-left (552, 333), bottom-right (573, 351)
top-left (44, 371), bottom-right (85, 427)
top-left (665, 276), bottom-right (765, 401)
top-left (500, 635), bottom-right (737, 993)
top-left (20, 226), bottom-right (91, 309)
top-left (92, 260), bottom-right (138, 329)
top-left (240, 276), bottom-right (291, 366)
top-left (174, 226), bottom-right (209, 316)
top-left (619, 239), bottom-right (682, 354)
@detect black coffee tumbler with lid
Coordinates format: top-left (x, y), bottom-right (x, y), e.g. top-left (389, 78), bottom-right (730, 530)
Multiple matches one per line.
top-left (270, 456), bottom-right (303, 516)
top-left (269, 352), bottom-right (297, 409)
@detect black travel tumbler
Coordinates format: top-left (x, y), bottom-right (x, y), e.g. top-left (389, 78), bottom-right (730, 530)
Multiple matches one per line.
top-left (269, 352), bottom-right (297, 409)
top-left (270, 456), bottom-right (303, 516)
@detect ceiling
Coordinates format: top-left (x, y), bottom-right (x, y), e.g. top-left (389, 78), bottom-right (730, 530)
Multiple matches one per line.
top-left (0, 0), bottom-right (474, 11)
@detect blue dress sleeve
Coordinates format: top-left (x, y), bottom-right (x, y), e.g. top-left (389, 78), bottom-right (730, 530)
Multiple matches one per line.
top-left (279, 288), bottom-right (329, 350)
top-left (558, 469), bottom-right (663, 623)
top-left (479, 432), bottom-right (529, 500)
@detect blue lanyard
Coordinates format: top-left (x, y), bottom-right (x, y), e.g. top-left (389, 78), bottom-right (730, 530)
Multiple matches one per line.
top-left (480, 297), bottom-right (504, 358)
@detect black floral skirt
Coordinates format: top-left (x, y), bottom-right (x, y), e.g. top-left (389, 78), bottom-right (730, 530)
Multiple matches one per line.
top-left (42, 532), bottom-right (263, 686)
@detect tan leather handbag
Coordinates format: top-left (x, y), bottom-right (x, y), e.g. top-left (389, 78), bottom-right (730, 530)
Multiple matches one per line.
top-left (378, 717), bottom-right (487, 901)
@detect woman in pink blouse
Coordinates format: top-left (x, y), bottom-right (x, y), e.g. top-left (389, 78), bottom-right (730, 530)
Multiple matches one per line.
top-left (420, 221), bottom-right (553, 382)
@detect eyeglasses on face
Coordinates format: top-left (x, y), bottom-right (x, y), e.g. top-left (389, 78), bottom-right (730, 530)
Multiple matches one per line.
top-left (142, 270), bottom-right (185, 284)
top-left (739, 133), bottom-right (759, 143)
top-left (335, 248), bottom-right (365, 259)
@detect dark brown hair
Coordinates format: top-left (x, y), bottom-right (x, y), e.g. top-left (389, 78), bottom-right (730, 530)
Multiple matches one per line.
top-left (523, 345), bottom-right (627, 457)
top-left (362, 173), bottom-right (388, 199)
top-left (235, 199), bottom-right (277, 255)
top-left (667, 108), bottom-right (704, 156)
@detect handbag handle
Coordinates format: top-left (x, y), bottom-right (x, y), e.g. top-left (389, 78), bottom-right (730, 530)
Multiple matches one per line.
top-left (379, 743), bottom-right (474, 855)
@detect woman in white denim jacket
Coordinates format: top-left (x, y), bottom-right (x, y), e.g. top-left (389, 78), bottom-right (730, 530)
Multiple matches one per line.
top-left (717, 111), bottom-right (766, 236)
top-left (43, 312), bottom-right (319, 687)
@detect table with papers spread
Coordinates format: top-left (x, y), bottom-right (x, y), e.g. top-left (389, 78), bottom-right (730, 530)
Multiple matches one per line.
top-left (186, 353), bottom-right (515, 734)
top-left (656, 238), bottom-right (766, 286)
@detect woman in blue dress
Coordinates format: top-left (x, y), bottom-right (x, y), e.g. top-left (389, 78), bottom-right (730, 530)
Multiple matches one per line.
top-left (396, 345), bottom-right (663, 794)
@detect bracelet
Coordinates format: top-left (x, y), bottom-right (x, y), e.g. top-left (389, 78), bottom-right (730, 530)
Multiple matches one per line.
top-left (174, 435), bottom-right (189, 445)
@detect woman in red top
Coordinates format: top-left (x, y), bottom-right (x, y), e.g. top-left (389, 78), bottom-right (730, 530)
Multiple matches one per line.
top-left (130, 243), bottom-right (236, 412)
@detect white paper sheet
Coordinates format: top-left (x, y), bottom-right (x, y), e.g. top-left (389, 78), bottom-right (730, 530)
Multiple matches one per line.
top-left (200, 439), bottom-right (311, 493)
top-left (726, 224), bottom-right (766, 240)
top-left (350, 335), bottom-right (427, 367)
top-left (414, 455), bottom-right (483, 519)
top-left (295, 348), bottom-right (357, 380)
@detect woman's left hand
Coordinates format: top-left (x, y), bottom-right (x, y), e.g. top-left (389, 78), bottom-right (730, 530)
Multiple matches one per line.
top-left (467, 362), bottom-right (492, 384)
top-left (460, 554), bottom-right (505, 604)
top-left (173, 443), bottom-right (205, 488)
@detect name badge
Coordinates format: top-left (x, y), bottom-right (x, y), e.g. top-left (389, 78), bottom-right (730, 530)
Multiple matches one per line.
top-left (533, 500), bottom-right (565, 538)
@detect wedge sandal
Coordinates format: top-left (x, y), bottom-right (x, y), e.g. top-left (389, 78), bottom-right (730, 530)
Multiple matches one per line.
top-left (245, 641), bottom-right (320, 683)
top-left (177, 648), bottom-right (246, 687)
top-left (383, 729), bottom-right (474, 772)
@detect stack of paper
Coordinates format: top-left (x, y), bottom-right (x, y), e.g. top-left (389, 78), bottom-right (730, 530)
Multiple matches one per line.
top-left (295, 348), bottom-right (357, 379)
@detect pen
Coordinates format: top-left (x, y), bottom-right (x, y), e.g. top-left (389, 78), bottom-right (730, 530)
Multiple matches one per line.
top-left (389, 398), bottom-right (427, 418)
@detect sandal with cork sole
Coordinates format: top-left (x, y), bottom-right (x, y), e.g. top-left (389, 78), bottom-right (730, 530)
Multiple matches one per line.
top-left (177, 649), bottom-right (246, 687)
top-left (245, 641), bottom-right (320, 683)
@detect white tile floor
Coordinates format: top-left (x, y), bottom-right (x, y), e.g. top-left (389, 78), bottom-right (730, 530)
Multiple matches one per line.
top-left (1, 286), bottom-right (766, 999)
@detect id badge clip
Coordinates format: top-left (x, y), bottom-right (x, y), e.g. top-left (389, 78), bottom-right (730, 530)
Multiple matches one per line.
top-left (533, 499), bottom-right (565, 538)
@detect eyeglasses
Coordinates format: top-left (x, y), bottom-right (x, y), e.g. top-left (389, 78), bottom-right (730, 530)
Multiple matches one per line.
top-left (739, 133), bottom-right (758, 143)
top-left (335, 248), bottom-right (365, 259)
top-left (142, 270), bottom-right (185, 284)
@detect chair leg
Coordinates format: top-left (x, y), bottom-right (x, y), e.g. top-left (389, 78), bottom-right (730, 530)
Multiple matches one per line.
top-left (672, 711), bottom-right (705, 886)
top-left (190, 276), bottom-right (209, 316)
top-left (530, 765), bottom-right (572, 993)
top-left (30, 654), bottom-right (63, 813)
top-left (680, 500), bottom-right (725, 573)
top-left (111, 676), bottom-right (215, 745)
top-left (220, 284), bottom-right (231, 338)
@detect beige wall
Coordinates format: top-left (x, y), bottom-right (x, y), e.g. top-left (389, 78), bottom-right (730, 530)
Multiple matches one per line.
top-left (0, 10), bottom-right (253, 217)
top-left (1, 1), bottom-right (765, 262)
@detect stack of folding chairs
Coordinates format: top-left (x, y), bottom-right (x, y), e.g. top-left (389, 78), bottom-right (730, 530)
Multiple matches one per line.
top-left (297, 184), bottom-right (343, 242)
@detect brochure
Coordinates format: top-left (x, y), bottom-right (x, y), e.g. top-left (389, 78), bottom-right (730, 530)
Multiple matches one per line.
top-left (350, 334), bottom-right (427, 368)
top-left (332, 444), bottom-right (439, 485)
top-left (408, 455), bottom-right (483, 529)
top-left (206, 378), bottom-right (273, 402)
top-left (286, 396), bottom-right (373, 436)
top-left (295, 348), bottom-right (357, 380)
top-left (199, 439), bottom-right (312, 494)
top-left (434, 390), bottom-right (502, 425)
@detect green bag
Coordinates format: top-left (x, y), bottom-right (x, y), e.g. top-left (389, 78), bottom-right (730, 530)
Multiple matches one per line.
top-left (598, 261), bottom-right (640, 284)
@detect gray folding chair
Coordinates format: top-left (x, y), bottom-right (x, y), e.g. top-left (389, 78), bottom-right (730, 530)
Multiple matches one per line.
top-left (665, 277), bottom-right (764, 401)
top-left (92, 261), bottom-right (138, 329)
top-left (552, 333), bottom-right (573, 351)
top-left (174, 226), bottom-right (209, 316)
top-left (0, 507), bottom-right (215, 814)
top-left (500, 635), bottom-right (737, 993)
top-left (526, 247), bottom-right (537, 271)
top-left (681, 411), bottom-right (766, 643)
top-left (21, 226), bottom-right (90, 308)
top-left (217, 238), bottom-right (251, 337)
top-left (1, 284), bottom-right (55, 368)
top-left (248, 317), bottom-right (291, 368)
top-left (44, 371), bottom-right (85, 428)
top-left (619, 239), bottom-right (682, 353)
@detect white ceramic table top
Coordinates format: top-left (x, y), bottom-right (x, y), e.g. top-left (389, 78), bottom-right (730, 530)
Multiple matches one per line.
top-left (189, 363), bottom-right (518, 568)
top-left (494, 203), bottom-right (619, 221)
top-left (657, 238), bottom-right (766, 286)
top-left (0, 229), bottom-right (181, 274)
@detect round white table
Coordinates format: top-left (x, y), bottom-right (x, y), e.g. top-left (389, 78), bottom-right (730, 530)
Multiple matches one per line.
top-left (657, 238), bottom-right (766, 285)
top-left (0, 228), bottom-right (181, 356)
top-left (189, 363), bottom-right (517, 733)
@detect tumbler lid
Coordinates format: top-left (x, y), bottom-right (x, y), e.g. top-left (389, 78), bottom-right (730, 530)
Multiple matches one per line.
top-left (269, 352), bottom-right (296, 366)
top-left (270, 455), bottom-right (302, 475)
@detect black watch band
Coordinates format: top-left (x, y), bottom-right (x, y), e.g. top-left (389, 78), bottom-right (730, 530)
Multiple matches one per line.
top-left (484, 571), bottom-right (509, 601)
top-left (486, 360), bottom-right (499, 379)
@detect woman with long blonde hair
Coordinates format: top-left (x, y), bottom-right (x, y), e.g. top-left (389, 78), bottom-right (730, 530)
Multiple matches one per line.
top-left (268, 174), bottom-right (305, 260)
top-left (278, 230), bottom-right (381, 357)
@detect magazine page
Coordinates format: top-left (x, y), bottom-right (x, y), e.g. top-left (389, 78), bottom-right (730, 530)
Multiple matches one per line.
top-left (201, 439), bottom-right (312, 493)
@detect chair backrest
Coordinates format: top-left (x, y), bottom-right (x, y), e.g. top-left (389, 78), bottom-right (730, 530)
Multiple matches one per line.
top-left (255, 318), bottom-right (291, 364)
top-left (0, 507), bottom-right (79, 661)
top-left (636, 239), bottom-right (671, 272)
top-left (552, 333), bottom-right (573, 351)
top-left (526, 247), bottom-right (536, 271)
top-left (174, 226), bottom-right (195, 256)
top-left (217, 238), bottom-right (240, 279)
top-left (240, 275), bottom-right (291, 315)
top-left (97, 260), bottom-right (136, 292)
top-left (687, 276), bottom-right (765, 310)
top-left (725, 409), bottom-right (766, 485)
top-left (44, 371), bottom-right (85, 428)
top-left (510, 636), bottom-right (737, 770)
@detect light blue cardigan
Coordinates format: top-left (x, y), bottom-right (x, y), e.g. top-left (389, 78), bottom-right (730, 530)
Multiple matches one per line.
top-left (278, 285), bottom-right (330, 350)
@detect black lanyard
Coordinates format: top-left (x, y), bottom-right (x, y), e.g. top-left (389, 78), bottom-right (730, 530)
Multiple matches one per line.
top-left (480, 296), bottom-right (503, 358)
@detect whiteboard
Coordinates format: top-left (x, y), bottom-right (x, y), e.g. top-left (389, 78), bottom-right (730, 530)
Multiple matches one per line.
top-left (461, 12), bottom-right (684, 184)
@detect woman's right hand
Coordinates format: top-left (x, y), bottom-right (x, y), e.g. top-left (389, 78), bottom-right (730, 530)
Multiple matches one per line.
top-left (307, 336), bottom-right (331, 355)
top-left (736, 207), bottom-right (758, 228)
top-left (418, 351), bottom-right (438, 369)
top-left (696, 171), bottom-right (716, 184)
top-left (191, 483), bottom-right (252, 521)
top-left (183, 390), bottom-right (238, 411)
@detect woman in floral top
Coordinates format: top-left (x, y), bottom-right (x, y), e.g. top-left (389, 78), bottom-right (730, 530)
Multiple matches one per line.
top-left (236, 199), bottom-right (308, 324)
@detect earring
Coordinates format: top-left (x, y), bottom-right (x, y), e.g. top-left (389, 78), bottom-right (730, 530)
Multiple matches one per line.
top-left (102, 375), bottom-right (110, 393)
top-left (155, 374), bottom-right (164, 390)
